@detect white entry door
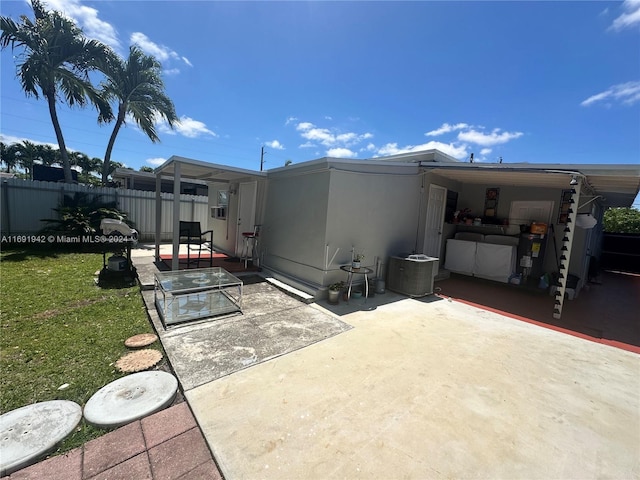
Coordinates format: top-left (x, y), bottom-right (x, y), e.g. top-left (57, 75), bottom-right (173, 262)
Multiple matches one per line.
top-left (235, 181), bottom-right (257, 256)
top-left (423, 184), bottom-right (447, 258)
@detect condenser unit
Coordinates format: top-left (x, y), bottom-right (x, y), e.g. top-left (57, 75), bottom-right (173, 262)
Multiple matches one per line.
top-left (387, 255), bottom-right (439, 297)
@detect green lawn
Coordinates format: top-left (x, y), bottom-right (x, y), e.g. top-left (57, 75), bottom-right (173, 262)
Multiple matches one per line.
top-left (0, 247), bottom-right (161, 452)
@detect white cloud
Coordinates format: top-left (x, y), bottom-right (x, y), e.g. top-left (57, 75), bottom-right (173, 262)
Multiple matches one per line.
top-left (327, 148), bottom-right (357, 158)
top-left (425, 122), bottom-right (469, 137)
top-left (609, 0), bottom-right (640, 31)
top-left (163, 68), bottom-right (181, 76)
top-left (265, 140), bottom-right (285, 150)
top-left (480, 148), bottom-right (492, 156)
top-left (130, 32), bottom-right (191, 70)
top-left (146, 157), bottom-right (166, 166)
top-left (295, 121), bottom-right (373, 148)
top-left (130, 32), bottom-right (180, 63)
top-left (457, 128), bottom-right (523, 147)
top-left (285, 116), bottom-right (298, 126)
top-left (376, 141), bottom-right (469, 159)
top-left (299, 142), bottom-right (315, 148)
top-left (580, 80), bottom-right (640, 107)
top-left (174, 116), bottom-right (217, 138)
top-left (0, 134), bottom-right (58, 149)
top-left (157, 115), bottom-right (217, 138)
top-left (361, 143), bottom-right (377, 152)
top-left (45, 0), bottom-right (121, 50)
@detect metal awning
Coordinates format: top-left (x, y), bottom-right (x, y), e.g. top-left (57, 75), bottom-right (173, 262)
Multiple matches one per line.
top-left (155, 155), bottom-right (266, 183)
top-left (422, 163), bottom-right (640, 208)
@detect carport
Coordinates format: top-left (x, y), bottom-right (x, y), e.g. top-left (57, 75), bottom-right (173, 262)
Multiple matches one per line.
top-left (421, 162), bottom-right (640, 318)
top-left (153, 156), bottom-right (266, 271)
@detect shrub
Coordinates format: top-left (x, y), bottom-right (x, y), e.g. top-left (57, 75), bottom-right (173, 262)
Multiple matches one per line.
top-left (603, 207), bottom-right (640, 234)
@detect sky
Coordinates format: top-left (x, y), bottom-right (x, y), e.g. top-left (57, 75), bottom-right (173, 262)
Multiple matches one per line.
top-left (1, 0), bottom-right (639, 204)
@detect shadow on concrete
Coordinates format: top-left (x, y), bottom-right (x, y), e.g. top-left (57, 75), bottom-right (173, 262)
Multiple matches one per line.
top-left (317, 289), bottom-right (444, 316)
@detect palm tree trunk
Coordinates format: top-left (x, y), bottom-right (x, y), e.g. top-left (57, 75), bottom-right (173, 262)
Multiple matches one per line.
top-left (102, 104), bottom-right (126, 185)
top-left (46, 92), bottom-right (73, 183)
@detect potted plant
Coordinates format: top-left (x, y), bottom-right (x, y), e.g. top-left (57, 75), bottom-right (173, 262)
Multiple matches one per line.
top-left (352, 253), bottom-right (365, 269)
top-left (328, 281), bottom-right (344, 304)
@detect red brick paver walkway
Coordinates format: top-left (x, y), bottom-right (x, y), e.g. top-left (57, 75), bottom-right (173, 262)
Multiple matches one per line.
top-left (1, 403), bottom-right (223, 480)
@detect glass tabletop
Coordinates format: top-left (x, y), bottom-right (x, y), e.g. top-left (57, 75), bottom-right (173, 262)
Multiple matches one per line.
top-left (155, 267), bottom-right (241, 293)
top-left (340, 265), bottom-right (374, 274)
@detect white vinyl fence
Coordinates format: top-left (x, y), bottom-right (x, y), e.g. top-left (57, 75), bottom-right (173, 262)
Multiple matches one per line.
top-left (0, 178), bottom-right (208, 242)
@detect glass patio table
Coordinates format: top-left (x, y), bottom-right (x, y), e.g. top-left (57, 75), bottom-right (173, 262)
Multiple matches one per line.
top-left (154, 267), bottom-right (243, 328)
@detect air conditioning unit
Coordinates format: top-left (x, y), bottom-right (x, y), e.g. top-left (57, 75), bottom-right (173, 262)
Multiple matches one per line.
top-left (387, 255), bottom-right (439, 297)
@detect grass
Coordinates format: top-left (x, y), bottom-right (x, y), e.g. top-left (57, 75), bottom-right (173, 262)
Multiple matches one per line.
top-left (0, 247), bottom-right (161, 453)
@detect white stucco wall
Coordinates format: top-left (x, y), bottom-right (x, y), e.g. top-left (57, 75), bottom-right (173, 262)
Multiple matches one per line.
top-left (261, 167), bottom-right (331, 287)
top-left (324, 165), bottom-right (422, 285)
top-left (261, 159), bottom-right (424, 291)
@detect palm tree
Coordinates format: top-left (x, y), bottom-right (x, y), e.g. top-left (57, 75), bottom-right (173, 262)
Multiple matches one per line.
top-left (70, 151), bottom-right (101, 183)
top-left (0, 142), bottom-right (19, 173)
top-left (15, 140), bottom-right (41, 179)
top-left (0, 0), bottom-right (113, 183)
top-left (99, 46), bottom-right (177, 185)
top-left (39, 144), bottom-right (58, 166)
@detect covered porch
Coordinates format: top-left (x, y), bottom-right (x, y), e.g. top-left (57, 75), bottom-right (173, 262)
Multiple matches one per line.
top-left (153, 156), bottom-right (267, 272)
top-left (422, 162), bottom-right (640, 320)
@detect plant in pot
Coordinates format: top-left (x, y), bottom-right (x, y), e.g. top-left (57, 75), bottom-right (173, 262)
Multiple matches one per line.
top-left (328, 281), bottom-right (344, 304)
top-left (352, 253), bottom-right (365, 269)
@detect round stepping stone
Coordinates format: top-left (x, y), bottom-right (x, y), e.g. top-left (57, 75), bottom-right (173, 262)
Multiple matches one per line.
top-left (115, 349), bottom-right (163, 373)
top-left (83, 371), bottom-right (178, 428)
top-left (0, 400), bottom-right (82, 476)
top-left (124, 333), bottom-right (158, 348)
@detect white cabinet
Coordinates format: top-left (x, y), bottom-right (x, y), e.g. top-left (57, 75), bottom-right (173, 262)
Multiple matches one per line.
top-left (444, 234), bottom-right (518, 283)
top-left (443, 239), bottom-right (476, 276)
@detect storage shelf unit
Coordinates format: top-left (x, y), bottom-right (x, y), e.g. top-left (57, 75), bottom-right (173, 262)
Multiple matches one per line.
top-left (387, 255), bottom-right (438, 297)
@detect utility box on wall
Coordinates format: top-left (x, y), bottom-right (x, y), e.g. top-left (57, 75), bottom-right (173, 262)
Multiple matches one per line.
top-left (387, 255), bottom-right (439, 297)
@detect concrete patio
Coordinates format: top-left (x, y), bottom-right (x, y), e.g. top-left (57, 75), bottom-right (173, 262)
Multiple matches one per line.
top-left (10, 245), bottom-right (636, 479)
top-left (187, 297), bottom-right (639, 479)
top-left (134, 246), bottom-right (640, 479)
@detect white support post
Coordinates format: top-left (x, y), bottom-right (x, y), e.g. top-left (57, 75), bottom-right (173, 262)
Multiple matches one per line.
top-left (553, 180), bottom-right (581, 319)
top-left (154, 173), bottom-right (162, 262)
top-left (171, 162), bottom-right (181, 271)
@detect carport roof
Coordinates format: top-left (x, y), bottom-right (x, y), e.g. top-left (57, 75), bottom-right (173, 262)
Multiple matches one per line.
top-left (423, 162), bottom-right (640, 207)
top-left (154, 155), bottom-right (266, 183)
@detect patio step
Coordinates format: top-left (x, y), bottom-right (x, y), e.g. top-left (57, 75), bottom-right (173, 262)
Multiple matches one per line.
top-left (264, 277), bottom-right (315, 304)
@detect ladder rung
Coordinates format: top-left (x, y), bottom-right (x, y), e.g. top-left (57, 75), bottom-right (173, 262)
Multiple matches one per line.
top-left (559, 265), bottom-right (566, 270)
top-left (561, 246), bottom-right (568, 251)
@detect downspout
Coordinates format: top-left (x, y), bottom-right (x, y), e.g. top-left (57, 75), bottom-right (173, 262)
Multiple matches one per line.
top-left (414, 170), bottom-right (427, 253)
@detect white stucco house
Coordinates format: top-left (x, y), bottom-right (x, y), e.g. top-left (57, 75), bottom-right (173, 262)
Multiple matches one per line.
top-left (154, 149), bottom-right (640, 318)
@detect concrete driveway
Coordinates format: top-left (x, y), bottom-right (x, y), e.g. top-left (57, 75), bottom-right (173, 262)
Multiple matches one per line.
top-left (186, 295), bottom-right (640, 479)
